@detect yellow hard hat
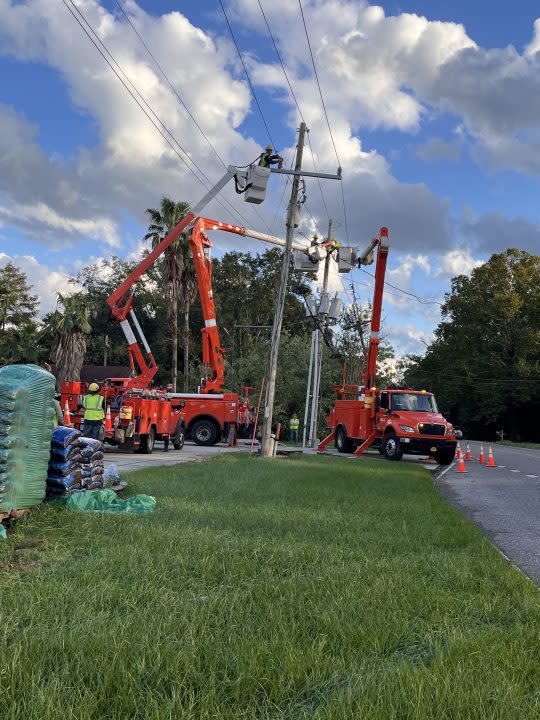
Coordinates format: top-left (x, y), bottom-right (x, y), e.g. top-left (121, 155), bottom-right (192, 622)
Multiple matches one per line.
top-left (265, 144), bottom-right (273, 151)
top-left (88, 382), bottom-right (99, 392)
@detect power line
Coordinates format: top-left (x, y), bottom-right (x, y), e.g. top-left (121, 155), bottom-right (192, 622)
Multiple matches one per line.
top-left (219, 0), bottom-right (276, 150)
top-left (110, 0), bottom-right (275, 234)
top-left (297, 0), bottom-right (340, 166)
top-left (113, 0), bottom-right (227, 170)
top-left (297, 0), bottom-right (350, 243)
top-left (256, 0), bottom-right (331, 226)
top-left (62, 0), bottom-right (261, 231)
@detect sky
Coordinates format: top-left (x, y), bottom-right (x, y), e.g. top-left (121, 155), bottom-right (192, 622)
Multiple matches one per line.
top-left (1, 0), bottom-right (540, 356)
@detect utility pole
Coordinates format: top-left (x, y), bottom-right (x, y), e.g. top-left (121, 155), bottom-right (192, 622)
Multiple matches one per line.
top-left (309, 218), bottom-right (333, 447)
top-left (103, 334), bottom-right (109, 367)
top-left (261, 122), bottom-right (307, 457)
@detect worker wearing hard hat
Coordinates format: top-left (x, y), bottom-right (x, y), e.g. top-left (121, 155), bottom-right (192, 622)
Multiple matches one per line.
top-left (82, 382), bottom-right (105, 439)
top-left (258, 145), bottom-right (284, 169)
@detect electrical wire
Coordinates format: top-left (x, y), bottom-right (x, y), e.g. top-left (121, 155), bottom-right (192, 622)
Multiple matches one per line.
top-left (113, 0), bottom-right (227, 170)
top-left (297, 0), bottom-right (350, 243)
top-left (110, 0), bottom-right (275, 234)
top-left (218, 0), bottom-right (276, 150)
top-left (62, 0), bottom-right (264, 232)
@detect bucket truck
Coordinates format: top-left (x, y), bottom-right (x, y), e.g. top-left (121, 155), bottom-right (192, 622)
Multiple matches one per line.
top-left (318, 227), bottom-right (457, 465)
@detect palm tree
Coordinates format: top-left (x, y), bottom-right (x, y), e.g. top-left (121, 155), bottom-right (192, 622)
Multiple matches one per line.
top-left (144, 197), bottom-right (196, 392)
top-left (7, 323), bottom-right (45, 364)
top-left (48, 293), bottom-right (93, 388)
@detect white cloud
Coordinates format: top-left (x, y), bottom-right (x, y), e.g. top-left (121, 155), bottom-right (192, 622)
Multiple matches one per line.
top-left (437, 249), bottom-right (484, 279)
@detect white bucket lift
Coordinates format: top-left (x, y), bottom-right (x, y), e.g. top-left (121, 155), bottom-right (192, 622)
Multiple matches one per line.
top-left (244, 166), bottom-right (271, 204)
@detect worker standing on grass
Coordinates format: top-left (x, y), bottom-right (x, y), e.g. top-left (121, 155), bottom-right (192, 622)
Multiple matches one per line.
top-left (82, 382), bottom-right (105, 439)
top-left (289, 413), bottom-right (300, 444)
top-left (258, 145), bottom-right (284, 169)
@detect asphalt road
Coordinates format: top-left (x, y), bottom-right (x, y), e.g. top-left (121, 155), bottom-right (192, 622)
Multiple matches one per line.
top-left (104, 439), bottom-right (252, 473)
top-left (439, 440), bottom-right (540, 583)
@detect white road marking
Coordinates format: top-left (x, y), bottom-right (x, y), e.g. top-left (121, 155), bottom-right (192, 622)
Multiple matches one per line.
top-left (510, 469), bottom-right (520, 473)
top-left (498, 465), bottom-right (506, 468)
top-left (526, 474), bottom-right (538, 479)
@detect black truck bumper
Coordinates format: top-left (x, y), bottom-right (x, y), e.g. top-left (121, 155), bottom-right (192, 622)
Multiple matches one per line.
top-left (399, 437), bottom-right (456, 455)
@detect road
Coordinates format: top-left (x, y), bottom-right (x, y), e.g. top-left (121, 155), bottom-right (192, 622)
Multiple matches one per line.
top-left (439, 440), bottom-right (540, 583)
top-left (104, 440), bottom-right (252, 473)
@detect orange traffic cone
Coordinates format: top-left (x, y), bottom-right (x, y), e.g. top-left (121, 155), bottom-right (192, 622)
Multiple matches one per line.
top-left (465, 443), bottom-right (472, 461)
top-left (487, 445), bottom-right (496, 467)
top-left (63, 401), bottom-right (72, 426)
top-left (456, 443), bottom-right (462, 459)
top-left (458, 455), bottom-right (467, 473)
top-left (105, 405), bottom-right (112, 432)
top-left (479, 444), bottom-right (485, 463)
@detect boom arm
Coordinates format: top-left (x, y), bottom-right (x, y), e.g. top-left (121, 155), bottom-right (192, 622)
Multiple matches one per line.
top-left (361, 227), bottom-right (390, 393)
top-left (105, 167), bottom-right (237, 390)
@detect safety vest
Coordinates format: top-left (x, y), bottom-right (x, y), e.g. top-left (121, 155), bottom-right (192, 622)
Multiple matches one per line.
top-left (289, 417), bottom-right (300, 430)
top-left (83, 393), bottom-right (105, 421)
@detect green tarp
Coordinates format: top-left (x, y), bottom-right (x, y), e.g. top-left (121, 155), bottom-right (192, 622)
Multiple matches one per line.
top-left (65, 489), bottom-right (156, 515)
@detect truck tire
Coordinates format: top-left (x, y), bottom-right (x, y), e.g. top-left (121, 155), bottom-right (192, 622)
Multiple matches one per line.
top-left (138, 426), bottom-right (155, 454)
top-left (173, 421), bottom-right (185, 450)
top-left (434, 447), bottom-right (455, 466)
top-left (383, 432), bottom-right (403, 461)
top-left (191, 419), bottom-right (219, 446)
top-left (335, 426), bottom-right (354, 454)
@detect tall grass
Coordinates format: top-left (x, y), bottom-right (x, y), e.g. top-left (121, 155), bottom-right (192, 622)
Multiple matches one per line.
top-left (1, 454), bottom-right (539, 719)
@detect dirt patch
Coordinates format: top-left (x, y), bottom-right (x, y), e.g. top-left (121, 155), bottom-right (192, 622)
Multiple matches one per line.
top-left (13, 538), bottom-right (47, 551)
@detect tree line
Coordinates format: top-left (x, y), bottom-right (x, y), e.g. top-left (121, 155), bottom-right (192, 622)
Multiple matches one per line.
top-left (5, 199), bottom-right (536, 442)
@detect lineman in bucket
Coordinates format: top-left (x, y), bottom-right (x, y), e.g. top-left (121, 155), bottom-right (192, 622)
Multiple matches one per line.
top-left (82, 382), bottom-right (105, 439)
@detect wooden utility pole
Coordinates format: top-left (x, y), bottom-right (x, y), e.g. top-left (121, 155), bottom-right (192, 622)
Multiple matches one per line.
top-left (261, 122), bottom-right (307, 457)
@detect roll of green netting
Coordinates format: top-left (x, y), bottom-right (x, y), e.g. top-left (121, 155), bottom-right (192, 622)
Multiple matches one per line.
top-left (0, 365), bottom-right (55, 511)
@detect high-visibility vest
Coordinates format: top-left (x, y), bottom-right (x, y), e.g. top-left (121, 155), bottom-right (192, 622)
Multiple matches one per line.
top-left (289, 417), bottom-right (300, 430)
top-left (83, 393), bottom-right (105, 421)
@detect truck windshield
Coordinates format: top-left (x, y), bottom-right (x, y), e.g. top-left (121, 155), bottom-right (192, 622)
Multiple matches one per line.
top-left (390, 393), bottom-right (438, 412)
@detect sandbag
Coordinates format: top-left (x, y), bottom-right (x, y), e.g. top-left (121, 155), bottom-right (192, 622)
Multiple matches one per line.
top-left (51, 426), bottom-right (82, 448)
top-left (0, 365), bottom-right (55, 511)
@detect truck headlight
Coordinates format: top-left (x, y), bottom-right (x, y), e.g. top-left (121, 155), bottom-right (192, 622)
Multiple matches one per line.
top-left (399, 425), bottom-right (415, 433)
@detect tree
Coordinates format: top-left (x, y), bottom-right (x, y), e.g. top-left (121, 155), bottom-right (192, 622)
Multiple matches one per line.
top-left (0, 262), bottom-right (39, 363)
top-left (6, 324), bottom-right (45, 364)
top-left (47, 293), bottom-right (93, 388)
top-left (144, 197), bottom-right (192, 391)
top-left (404, 249), bottom-right (540, 441)
top-left (0, 262), bottom-right (38, 331)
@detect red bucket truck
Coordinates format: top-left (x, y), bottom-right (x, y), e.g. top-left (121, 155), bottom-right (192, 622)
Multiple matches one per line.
top-left (318, 227), bottom-right (457, 465)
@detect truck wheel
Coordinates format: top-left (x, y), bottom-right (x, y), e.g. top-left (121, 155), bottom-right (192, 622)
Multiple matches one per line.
top-left (335, 426), bottom-right (354, 453)
top-left (138, 426), bottom-right (155, 454)
top-left (173, 421), bottom-right (185, 450)
top-left (191, 419), bottom-right (219, 446)
top-left (434, 447), bottom-right (456, 466)
top-left (383, 433), bottom-right (403, 461)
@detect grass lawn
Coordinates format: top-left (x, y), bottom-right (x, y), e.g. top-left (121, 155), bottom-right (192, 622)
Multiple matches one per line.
top-left (501, 440), bottom-right (540, 450)
top-left (1, 454), bottom-right (540, 719)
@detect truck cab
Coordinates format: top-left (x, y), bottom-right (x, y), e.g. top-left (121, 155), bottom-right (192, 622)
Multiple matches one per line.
top-left (374, 388), bottom-right (456, 464)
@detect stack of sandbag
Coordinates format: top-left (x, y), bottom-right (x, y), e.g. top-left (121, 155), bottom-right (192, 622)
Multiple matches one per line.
top-left (47, 426), bottom-right (84, 497)
top-left (0, 365), bottom-right (55, 513)
top-left (78, 437), bottom-right (105, 490)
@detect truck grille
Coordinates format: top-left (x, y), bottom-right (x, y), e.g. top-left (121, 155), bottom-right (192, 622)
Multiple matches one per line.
top-left (418, 423), bottom-right (445, 436)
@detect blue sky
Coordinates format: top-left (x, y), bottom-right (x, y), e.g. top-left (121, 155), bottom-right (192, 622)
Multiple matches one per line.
top-left (1, 0), bottom-right (540, 354)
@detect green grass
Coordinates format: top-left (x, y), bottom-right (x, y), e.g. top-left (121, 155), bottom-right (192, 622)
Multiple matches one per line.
top-left (2, 454), bottom-right (540, 719)
top-left (500, 440), bottom-right (540, 450)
